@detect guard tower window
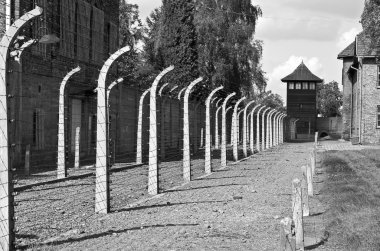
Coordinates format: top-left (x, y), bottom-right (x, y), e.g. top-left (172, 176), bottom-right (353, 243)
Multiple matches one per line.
top-left (289, 82), bottom-right (294, 89)
top-left (310, 83), bottom-right (316, 90)
top-left (296, 83), bottom-right (301, 89)
top-left (302, 82), bottom-right (308, 90)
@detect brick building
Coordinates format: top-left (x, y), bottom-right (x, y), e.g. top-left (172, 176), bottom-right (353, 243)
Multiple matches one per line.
top-left (338, 32), bottom-right (380, 144)
top-left (1, 0), bottom-right (123, 168)
top-left (281, 62), bottom-right (323, 140)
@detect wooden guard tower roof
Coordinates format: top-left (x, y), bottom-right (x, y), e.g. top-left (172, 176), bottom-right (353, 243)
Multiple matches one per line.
top-left (281, 61), bottom-right (323, 83)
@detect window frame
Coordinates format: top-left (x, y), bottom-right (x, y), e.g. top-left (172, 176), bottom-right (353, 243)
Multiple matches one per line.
top-left (302, 82), bottom-right (308, 90)
top-left (377, 105), bottom-right (380, 128)
top-left (377, 65), bottom-right (380, 88)
top-left (289, 82), bottom-right (294, 90)
top-left (295, 83), bottom-right (301, 90)
top-left (309, 82), bottom-right (316, 90)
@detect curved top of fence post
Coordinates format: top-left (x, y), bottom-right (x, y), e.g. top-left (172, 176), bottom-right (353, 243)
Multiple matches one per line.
top-left (222, 93), bottom-right (236, 111)
top-left (178, 86), bottom-right (187, 100)
top-left (150, 66), bottom-right (175, 95)
top-left (216, 105), bottom-right (223, 114)
top-left (169, 85), bottom-right (178, 92)
top-left (225, 106), bottom-right (233, 114)
top-left (98, 46), bottom-right (130, 86)
top-left (211, 97), bottom-right (218, 105)
top-left (107, 77), bottom-right (124, 101)
top-left (257, 105), bottom-right (266, 115)
top-left (243, 100), bottom-right (256, 114)
top-left (262, 107), bottom-right (271, 116)
top-left (206, 86), bottom-right (223, 107)
top-left (249, 104), bottom-right (261, 116)
top-left (184, 77), bottom-right (203, 102)
top-left (233, 97), bottom-right (247, 117)
top-left (216, 98), bottom-right (223, 107)
top-left (60, 66), bottom-right (81, 93)
top-left (139, 88), bottom-right (151, 105)
top-left (0, 6), bottom-right (43, 59)
top-left (159, 83), bottom-right (170, 96)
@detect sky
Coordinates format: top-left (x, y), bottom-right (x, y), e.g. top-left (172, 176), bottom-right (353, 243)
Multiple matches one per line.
top-left (129, 0), bottom-right (364, 103)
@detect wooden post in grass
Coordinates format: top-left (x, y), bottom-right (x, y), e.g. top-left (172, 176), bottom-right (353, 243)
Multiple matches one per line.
top-left (24, 145), bottom-right (30, 176)
top-left (74, 127), bottom-right (80, 170)
top-left (301, 166), bottom-right (309, 216)
top-left (306, 164), bottom-right (313, 196)
top-left (292, 179), bottom-right (304, 250)
top-left (310, 150), bottom-right (316, 176)
top-left (280, 217), bottom-right (296, 251)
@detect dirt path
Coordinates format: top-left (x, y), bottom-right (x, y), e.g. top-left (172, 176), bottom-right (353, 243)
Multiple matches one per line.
top-left (25, 142), bottom-right (313, 251)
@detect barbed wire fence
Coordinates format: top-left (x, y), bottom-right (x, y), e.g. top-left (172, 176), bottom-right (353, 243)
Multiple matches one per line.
top-left (0, 3), bottom-right (289, 251)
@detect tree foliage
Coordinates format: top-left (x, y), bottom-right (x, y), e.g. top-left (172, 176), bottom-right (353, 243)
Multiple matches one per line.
top-left (317, 81), bottom-right (343, 117)
top-left (195, 0), bottom-right (265, 95)
top-left (361, 0), bottom-right (380, 47)
top-left (255, 91), bottom-right (285, 112)
top-left (144, 0), bottom-right (199, 87)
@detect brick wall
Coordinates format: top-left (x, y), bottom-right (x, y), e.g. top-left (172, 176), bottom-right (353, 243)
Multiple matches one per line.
top-left (361, 62), bottom-right (380, 144)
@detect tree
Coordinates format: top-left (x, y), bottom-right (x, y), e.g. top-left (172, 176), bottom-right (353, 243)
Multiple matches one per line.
top-left (147, 0), bottom-right (199, 86)
top-left (195, 0), bottom-right (265, 95)
top-left (317, 81), bottom-right (343, 117)
top-left (256, 91), bottom-right (285, 112)
top-left (361, 0), bottom-right (380, 48)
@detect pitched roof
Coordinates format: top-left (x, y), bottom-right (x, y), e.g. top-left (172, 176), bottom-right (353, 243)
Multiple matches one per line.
top-left (337, 41), bottom-right (355, 59)
top-left (356, 32), bottom-right (379, 57)
top-left (281, 61), bottom-right (323, 83)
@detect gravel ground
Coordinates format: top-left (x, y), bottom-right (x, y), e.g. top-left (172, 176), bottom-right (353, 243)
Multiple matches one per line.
top-left (14, 142), bottom-right (318, 250)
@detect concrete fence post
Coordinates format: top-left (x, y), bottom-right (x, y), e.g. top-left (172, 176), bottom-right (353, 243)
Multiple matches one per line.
top-left (249, 105), bottom-right (261, 154)
top-left (178, 87), bottom-right (187, 100)
top-left (233, 97), bottom-right (246, 161)
top-left (237, 109), bottom-right (244, 145)
top-left (267, 110), bottom-right (275, 149)
top-left (292, 179), bottom-right (304, 250)
top-left (221, 94), bottom-right (236, 168)
top-left (148, 66), bottom-right (175, 195)
top-left (95, 46), bottom-right (130, 214)
top-left (215, 106), bottom-right (223, 149)
top-left (314, 131), bottom-right (318, 147)
top-left (0, 6), bottom-right (44, 249)
top-left (183, 77), bottom-right (203, 182)
top-left (272, 112), bottom-right (280, 147)
top-left (301, 166), bottom-right (310, 217)
top-left (243, 101), bottom-right (255, 158)
top-left (24, 145), bottom-right (30, 176)
top-left (262, 108), bottom-right (270, 151)
top-left (57, 66), bottom-right (81, 179)
top-left (205, 86), bottom-right (223, 174)
top-left (280, 217), bottom-right (295, 251)
top-left (256, 106), bottom-right (265, 152)
top-left (311, 150), bottom-right (316, 175)
top-left (74, 127), bottom-right (80, 170)
top-left (136, 88), bottom-right (150, 164)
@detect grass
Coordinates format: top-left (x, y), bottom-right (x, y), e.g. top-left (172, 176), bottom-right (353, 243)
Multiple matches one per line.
top-left (320, 150), bottom-right (380, 251)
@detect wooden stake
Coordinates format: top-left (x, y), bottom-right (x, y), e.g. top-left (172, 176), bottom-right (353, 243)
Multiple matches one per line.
top-left (307, 164), bottom-right (313, 196)
top-left (301, 166), bottom-right (309, 217)
top-left (292, 179), bottom-right (304, 250)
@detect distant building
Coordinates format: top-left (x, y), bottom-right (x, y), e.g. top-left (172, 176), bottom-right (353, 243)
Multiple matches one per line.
top-left (0, 0), bottom-right (121, 167)
top-left (338, 32), bottom-right (380, 144)
top-left (281, 62), bottom-right (323, 140)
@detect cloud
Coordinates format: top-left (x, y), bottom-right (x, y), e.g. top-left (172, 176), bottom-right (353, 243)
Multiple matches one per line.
top-left (266, 56), bottom-right (323, 103)
top-left (337, 27), bottom-right (361, 50)
top-left (257, 17), bottom-right (341, 41)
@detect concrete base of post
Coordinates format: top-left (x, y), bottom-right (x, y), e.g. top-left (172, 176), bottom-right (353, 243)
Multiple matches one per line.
top-left (292, 178), bottom-right (304, 250)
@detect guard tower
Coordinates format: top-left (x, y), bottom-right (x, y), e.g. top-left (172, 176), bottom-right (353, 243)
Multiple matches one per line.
top-left (281, 61), bottom-right (323, 140)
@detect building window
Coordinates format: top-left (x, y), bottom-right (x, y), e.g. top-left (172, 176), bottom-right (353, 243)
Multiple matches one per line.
top-left (377, 106), bottom-right (380, 128)
top-left (33, 109), bottom-right (45, 150)
top-left (310, 83), bottom-right (316, 90)
top-left (289, 82), bottom-right (294, 89)
top-left (377, 66), bottom-right (380, 88)
top-left (296, 83), bottom-right (301, 89)
top-left (302, 82), bottom-right (308, 90)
